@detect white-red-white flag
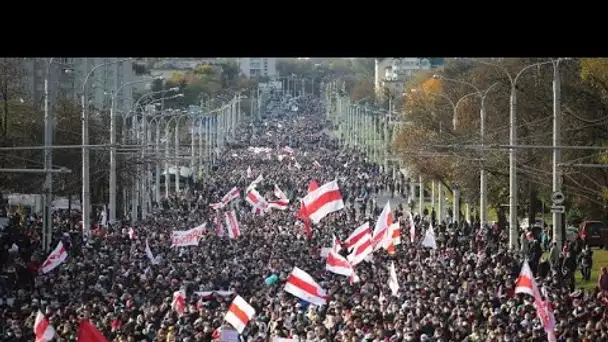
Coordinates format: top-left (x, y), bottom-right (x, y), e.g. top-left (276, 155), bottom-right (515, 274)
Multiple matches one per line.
top-left (246, 166), bottom-right (252, 178)
top-left (332, 233), bottom-right (342, 253)
top-left (128, 227), bottom-right (136, 240)
top-left (347, 230), bottom-right (374, 266)
top-left (246, 174), bottom-right (264, 193)
top-left (421, 224), bottom-right (437, 249)
top-left (210, 187), bottom-right (241, 210)
top-left (268, 185), bottom-right (289, 210)
top-left (145, 239), bottom-right (160, 265)
top-left (372, 202), bottom-right (393, 251)
top-left (514, 259), bottom-right (537, 297)
top-left (312, 160), bottom-right (322, 169)
top-left (325, 250), bottom-right (353, 277)
top-left (212, 211), bottom-right (223, 237)
top-left (515, 260), bottom-right (557, 340)
top-left (224, 210), bottom-right (241, 239)
top-left (224, 295), bottom-right (256, 334)
top-left (344, 222), bottom-right (371, 250)
top-left (172, 290), bottom-right (187, 317)
top-left (284, 267), bottom-right (328, 306)
top-left (34, 310), bottom-right (55, 342)
top-left (283, 146), bottom-right (294, 154)
top-left (41, 241), bottom-right (68, 274)
top-left (301, 180), bottom-right (345, 224)
top-left (246, 189), bottom-right (269, 216)
top-left (388, 261), bottom-right (400, 296)
top-left (409, 214), bottom-right (416, 244)
top-left (274, 184), bottom-right (288, 201)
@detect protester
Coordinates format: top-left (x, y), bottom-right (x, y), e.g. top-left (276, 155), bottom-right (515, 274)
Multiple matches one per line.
top-left (1, 94), bottom-right (607, 341)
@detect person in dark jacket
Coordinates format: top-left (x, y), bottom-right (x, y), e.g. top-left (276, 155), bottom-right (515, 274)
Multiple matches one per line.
top-left (579, 245), bottom-right (593, 281)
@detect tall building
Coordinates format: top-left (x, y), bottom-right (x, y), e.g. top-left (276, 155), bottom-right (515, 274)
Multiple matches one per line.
top-left (374, 58), bottom-right (432, 97)
top-left (24, 58), bottom-right (134, 114)
top-left (237, 58), bottom-right (276, 78)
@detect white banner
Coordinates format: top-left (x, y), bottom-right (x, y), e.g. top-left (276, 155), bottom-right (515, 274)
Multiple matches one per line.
top-left (171, 224), bottom-right (206, 247)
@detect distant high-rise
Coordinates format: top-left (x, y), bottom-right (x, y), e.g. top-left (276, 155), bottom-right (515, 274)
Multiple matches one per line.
top-left (374, 58), bottom-right (432, 97)
top-left (24, 58), bottom-right (133, 113)
top-left (237, 58), bottom-right (277, 78)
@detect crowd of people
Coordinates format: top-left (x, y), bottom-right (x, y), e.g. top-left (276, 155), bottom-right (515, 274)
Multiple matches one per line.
top-left (0, 94), bottom-right (607, 341)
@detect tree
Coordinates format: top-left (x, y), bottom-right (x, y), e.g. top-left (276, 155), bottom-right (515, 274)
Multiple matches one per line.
top-left (351, 79), bottom-right (375, 102)
top-left (0, 58), bottom-right (27, 138)
top-left (394, 58), bottom-right (608, 221)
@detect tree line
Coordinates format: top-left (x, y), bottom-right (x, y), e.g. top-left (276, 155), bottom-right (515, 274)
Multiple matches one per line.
top-left (393, 58), bottom-right (608, 223)
top-left (0, 58), bottom-right (264, 211)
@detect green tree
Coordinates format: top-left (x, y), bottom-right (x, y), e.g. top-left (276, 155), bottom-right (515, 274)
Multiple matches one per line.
top-left (395, 58), bottom-right (608, 221)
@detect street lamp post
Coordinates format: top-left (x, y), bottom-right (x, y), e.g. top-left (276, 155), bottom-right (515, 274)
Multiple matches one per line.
top-left (461, 58), bottom-right (557, 249)
top-left (109, 77), bottom-right (159, 225)
top-left (43, 58), bottom-right (55, 253)
top-left (410, 88), bottom-right (479, 223)
top-left (551, 58), bottom-right (569, 249)
top-left (433, 76), bottom-right (499, 227)
top-left (81, 58), bottom-right (130, 239)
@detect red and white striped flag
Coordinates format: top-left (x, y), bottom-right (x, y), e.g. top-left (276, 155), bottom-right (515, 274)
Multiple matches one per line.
top-left (347, 230), bottom-right (374, 266)
top-left (301, 180), bottom-right (344, 224)
top-left (172, 290), bottom-right (187, 317)
top-left (215, 210), bottom-right (225, 237)
top-left (372, 202), bottom-right (393, 251)
top-left (41, 241), bottom-right (68, 274)
top-left (210, 187), bottom-right (241, 210)
top-left (409, 213), bottom-right (416, 243)
top-left (312, 160), bottom-right (322, 169)
top-left (246, 174), bottom-right (264, 193)
top-left (274, 184), bottom-right (288, 201)
top-left (128, 227), bottom-right (136, 240)
top-left (388, 261), bottom-right (400, 296)
top-left (224, 295), bottom-right (256, 334)
top-left (326, 249), bottom-right (353, 277)
top-left (246, 189), bottom-right (269, 216)
top-left (344, 222), bottom-right (371, 250)
top-left (515, 260), bottom-right (556, 341)
top-left (34, 310), bottom-right (55, 342)
top-left (385, 222), bottom-right (400, 255)
top-left (296, 201), bottom-right (312, 239)
top-left (332, 233), bottom-right (342, 253)
top-left (307, 180), bottom-right (320, 193)
top-left (268, 184), bottom-right (289, 210)
top-left (284, 267), bottom-right (328, 306)
top-left (224, 210), bottom-right (241, 239)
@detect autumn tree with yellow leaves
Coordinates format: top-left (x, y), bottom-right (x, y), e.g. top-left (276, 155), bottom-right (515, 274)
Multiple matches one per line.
top-left (394, 58), bottom-right (608, 222)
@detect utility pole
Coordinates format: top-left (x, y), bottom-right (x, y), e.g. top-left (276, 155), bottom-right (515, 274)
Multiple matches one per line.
top-left (509, 83), bottom-right (518, 250)
top-left (164, 122), bottom-right (170, 197)
top-left (43, 58), bottom-right (54, 252)
top-left (453, 185), bottom-right (460, 223)
top-left (418, 175), bottom-right (424, 215)
top-left (385, 94), bottom-right (391, 172)
top-left (437, 182), bottom-right (443, 223)
top-left (155, 120), bottom-right (161, 204)
top-left (174, 117), bottom-right (180, 193)
top-left (480, 96), bottom-right (488, 227)
top-left (552, 60), bottom-right (563, 249)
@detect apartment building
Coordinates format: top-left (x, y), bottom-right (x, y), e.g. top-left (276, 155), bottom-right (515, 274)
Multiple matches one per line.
top-left (374, 58), bottom-right (432, 98)
top-left (237, 58), bottom-right (276, 78)
top-left (24, 58), bottom-right (134, 113)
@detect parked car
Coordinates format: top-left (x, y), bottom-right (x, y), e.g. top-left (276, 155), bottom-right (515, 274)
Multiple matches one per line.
top-left (579, 221), bottom-right (608, 248)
